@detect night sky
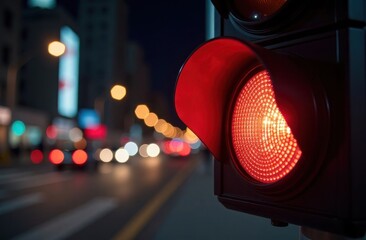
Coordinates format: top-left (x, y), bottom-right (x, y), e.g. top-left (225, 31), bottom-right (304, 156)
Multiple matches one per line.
top-left (126, 1), bottom-right (206, 89)
top-left (126, 1), bottom-right (206, 123)
top-left (57, 0), bottom-right (206, 124)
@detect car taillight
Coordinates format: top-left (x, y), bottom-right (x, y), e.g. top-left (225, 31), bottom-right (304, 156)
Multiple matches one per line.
top-left (72, 149), bottom-right (88, 165)
top-left (49, 149), bottom-right (64, 164)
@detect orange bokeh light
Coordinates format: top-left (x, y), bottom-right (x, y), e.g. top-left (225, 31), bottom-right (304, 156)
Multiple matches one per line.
top-left (49, 149), bottom-right (64, 164)
top-left (135, 104), bottom-right (150, 119)
top-left (72, 149), bottom-right (88, 165)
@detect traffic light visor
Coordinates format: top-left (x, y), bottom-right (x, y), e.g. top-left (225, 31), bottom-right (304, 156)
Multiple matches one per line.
top-left (175, 38), bottom-right (271, 160)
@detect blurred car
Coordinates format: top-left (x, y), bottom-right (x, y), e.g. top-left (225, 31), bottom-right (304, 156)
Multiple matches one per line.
top-left (161, 139), bottom-right (191, 157)
top-left (49, 148), bottom-right (99, 171)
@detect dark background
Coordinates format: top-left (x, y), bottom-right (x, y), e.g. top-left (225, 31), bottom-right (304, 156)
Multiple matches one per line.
top-left (56, 0), bottom-right (206, 124)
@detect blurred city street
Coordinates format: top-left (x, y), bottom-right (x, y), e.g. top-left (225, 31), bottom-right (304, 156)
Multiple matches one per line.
top-left (0, 152), bottom-right (301, 240)
top-left (148, 157), bottom-right (300, 240)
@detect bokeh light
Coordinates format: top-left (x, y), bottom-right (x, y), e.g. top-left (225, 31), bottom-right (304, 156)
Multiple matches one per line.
top-left (110, 85), bottom-right (127, 100)
top-left (74, 138), bottom-right (87, 149)
top-left (135, 104), bottom-right (149, 119)
top-left (144, 112), bottom-right (158, 127)
top-left (147, 143), bottom-right (160, 157)
top-left (139, 144), bottom-right (149, 158)
top-left (72, 149), bottom-right (88, 165)
top-left (48, 41), bottom-right (66, 57)
top-left (183, 128), bottom-right (199, 144)
top-left (99, 148), bottom-right (114, 163)
top-left (69, 127), bottom-right (83, 142)
top-left (49, 149), bottom-right (64, 164)
top-left (11, 120), bottom-right (26, 136)
top-left (30, 149), bottom-right (43, 164)
top-left (154, 119), bottom-right (168, 133)
top-left (46, 125), bottom-right (58, 139)
top-left (124, 141), bottom-right (138, 156)
top-left (115, 148), bottom-right (129, 163)
top-left (27, 126), bottom-right (42, 146)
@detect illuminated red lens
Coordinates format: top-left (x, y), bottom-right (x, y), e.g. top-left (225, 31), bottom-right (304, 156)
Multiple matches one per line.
top-left (231, 70), bottom-right (302, 184)
top-left (232, 0), bottom-right (286, 21)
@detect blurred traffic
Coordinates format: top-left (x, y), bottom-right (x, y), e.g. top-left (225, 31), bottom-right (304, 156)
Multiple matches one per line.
top-left (3, 105), bottom-right (202, 168)
top-left (0, 0), bottom-right (205, 169)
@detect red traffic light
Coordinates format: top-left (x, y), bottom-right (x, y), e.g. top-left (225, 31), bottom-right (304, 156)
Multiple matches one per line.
top-left (231, 70), bottom-right (301, 183)
top-left (175, 37), bottom-right (329, 188)
top-left (175, 0), bottom-right (366, 237)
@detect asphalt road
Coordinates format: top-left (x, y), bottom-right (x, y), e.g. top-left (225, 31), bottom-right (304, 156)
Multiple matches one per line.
top-left (0, 154), bottom-right (197, 240)
top-left (2, 153), bottom-right (364, 240)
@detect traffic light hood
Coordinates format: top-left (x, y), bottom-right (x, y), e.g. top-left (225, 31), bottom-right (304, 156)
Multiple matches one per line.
top-left (175, 37), bottom-right (326, 161)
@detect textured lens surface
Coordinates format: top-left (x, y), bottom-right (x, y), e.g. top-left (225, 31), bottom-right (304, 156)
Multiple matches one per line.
top-left (231, 70), bottom-right (302, 183)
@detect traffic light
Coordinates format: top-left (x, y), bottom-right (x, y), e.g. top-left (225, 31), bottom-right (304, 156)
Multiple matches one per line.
top-left (174, 0), bottom-right (366, 237)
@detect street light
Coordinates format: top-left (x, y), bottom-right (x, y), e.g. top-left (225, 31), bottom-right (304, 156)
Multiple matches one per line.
top-left (48, 41), bottom-right (66, 57)
top-left (110, 84), bottom-right (127, 101)
top-left (6, 41), bottom-right (66, 109)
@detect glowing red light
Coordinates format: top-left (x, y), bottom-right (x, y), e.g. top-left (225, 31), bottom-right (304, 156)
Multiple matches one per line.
top-left (84, 124), bottom-right (107, 140)
top-left (162, 141), bottom-right (173, 155)
top-left (49, 149), bottom-right (64, 165)
top-left (169, 140), bottom-right (184, 153)
top-left (231, 70), bottom-right (302, 183)
top-left (162, 140), bottom-right (191, 156)
top-left (30, 149), bottom-right (43, 164)
top-left (46, 125), bottom-right (58, 139)
top-left (72, 149), bottom-right (88, 165)
top-left (178, 142), bottom-right (191, 156)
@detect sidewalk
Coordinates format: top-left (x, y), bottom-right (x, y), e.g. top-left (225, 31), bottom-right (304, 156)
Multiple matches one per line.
top-left (152, 157), bottom-right (300, 240)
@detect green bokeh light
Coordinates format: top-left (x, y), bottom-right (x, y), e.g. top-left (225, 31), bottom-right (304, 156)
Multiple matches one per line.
top-left (11, 120), bottom-right (26, 136)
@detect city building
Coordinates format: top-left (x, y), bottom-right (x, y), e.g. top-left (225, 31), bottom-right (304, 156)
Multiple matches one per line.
top-left (19, 6), bottom-right (79, 119)
top-left (0, 2), bottom-right (80, 163)
top-left (79, 0), bottom-right (132, 134)
top-left (0, 0), bottom-right (22, 163)
top-left (0, 0), bottom-right (22, 107)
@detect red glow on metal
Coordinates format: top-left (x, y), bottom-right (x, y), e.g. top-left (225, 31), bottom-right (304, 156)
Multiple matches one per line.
top-left (231, 70), bottom-right (302, 183)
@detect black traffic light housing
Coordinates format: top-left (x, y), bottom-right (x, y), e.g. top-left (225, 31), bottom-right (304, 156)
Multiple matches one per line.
top-left (175, 0), bottom-right (366, 238)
